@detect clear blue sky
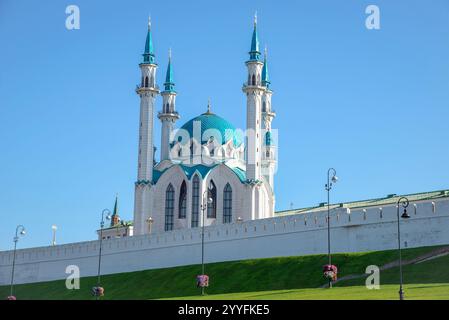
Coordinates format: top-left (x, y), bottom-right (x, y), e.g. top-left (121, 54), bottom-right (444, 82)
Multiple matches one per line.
top-left (1, 0), bottom-right (448, 249)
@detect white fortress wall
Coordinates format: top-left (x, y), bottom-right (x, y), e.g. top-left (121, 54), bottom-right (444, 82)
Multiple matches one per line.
top-left (1, 198), bottom-right (448, 285)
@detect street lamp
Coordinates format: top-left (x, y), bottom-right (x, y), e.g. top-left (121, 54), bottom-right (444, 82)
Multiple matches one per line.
top-left (95, 208), bottom-right (111, 300)
top-left (325, 168), bottom-right (338, 288)
top-left (146, 216), bottom-right (154, 234)
top-left (397, 197), bottom-right (410, 300)
top-left (51, 225), bottom-right (57, 246)
top-left (199, 188), bottom-right (213, 295)
top-left (9, 225), bottom-right (26, 299)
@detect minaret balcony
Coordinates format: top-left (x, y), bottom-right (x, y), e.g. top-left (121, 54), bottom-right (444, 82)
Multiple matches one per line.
top-left (263, 110), bottom-right (276, 118)
top-left (157, 111), bottom-right (180, 120)
top-left (136, 84), bottom-right (160, 93)
top-left (242, 82), bottom-right (266, 91)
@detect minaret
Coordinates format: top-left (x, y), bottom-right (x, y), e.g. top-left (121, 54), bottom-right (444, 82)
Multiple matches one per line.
top-left (136, 17), bottom-right (159, 182)
top-left (158, 49), bottom-right (180, 161)
top-left (134, 17), bottom-right (159, 235)
top-left (261, 47), bottom-right (276, 189)
top-left (242, 13), bottom-right (264, 182)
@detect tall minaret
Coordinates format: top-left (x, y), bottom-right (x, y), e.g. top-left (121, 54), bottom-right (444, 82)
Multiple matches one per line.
top-left (242, 13), bottom-right (264, 182)
top-left (261, 47), bottom-right (276, 189)
top-left (158, 49), bottom-right (180, 161)
top-left (134, 18), bottom-right (159, 235)
top-left (136, 17), bottom-right (159, 182)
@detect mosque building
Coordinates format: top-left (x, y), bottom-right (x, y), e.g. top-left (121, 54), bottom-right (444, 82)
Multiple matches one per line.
top-left (132, 15), bottom-right (277, 235)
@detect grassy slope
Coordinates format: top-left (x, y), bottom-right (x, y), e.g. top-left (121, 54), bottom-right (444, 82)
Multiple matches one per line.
top-left (0, 245), bottom-right (447, 300)
top-left (169, 252), bottom-right (449, 300)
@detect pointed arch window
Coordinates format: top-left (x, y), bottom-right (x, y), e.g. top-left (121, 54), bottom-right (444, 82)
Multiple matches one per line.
top-left (207, 180), bottom-right (217, 218)
top-left (223, 183), bottom-right (232, 223)
top-left (179, 181), bottom-right (187, 219)
top-left (252, 74), bottom-right (256, 86)
top-left (190, 141), bottom-right (194, 159)
top-left (191, 175), bottom-right (200, 228)
top-left (165, 184), bottom-right (175, 231)
top-left (145, 76), bottom-right (149, 88)
top-left (265, 131), bottom-right (271, 146)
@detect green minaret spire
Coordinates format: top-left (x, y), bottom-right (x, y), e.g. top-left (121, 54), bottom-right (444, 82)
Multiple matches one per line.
top-left (249, 12), bottom-right (260, 61)
top-left (262, 46), bottom-right (270, 87)
top-left (143, 16), bottom-right (155, 64)
top-left (110, 195), bottom-right (119, 227)
top-left (164, 48), bottom-right (175, 92)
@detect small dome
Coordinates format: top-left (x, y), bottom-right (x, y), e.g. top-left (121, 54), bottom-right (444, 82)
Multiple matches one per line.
top-left (179, 112), bottom-right (243, 147)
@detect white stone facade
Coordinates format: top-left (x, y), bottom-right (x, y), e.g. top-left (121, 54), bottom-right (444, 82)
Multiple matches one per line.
top-left (133, 18), bottom-right (277, 235)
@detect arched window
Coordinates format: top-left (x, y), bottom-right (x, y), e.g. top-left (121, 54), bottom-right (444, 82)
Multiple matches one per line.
top-left (166, 103), bottom-right (169, 113)
top-left (179, 181), bottom-right (187, 219)
top-left (191, 175), bottom-right (200, 228)
top-left (165, 184), bottom-right (175, 231)
top-left (144, 76), bottom-right (149, 88)
top-left (252, 74), bottom-right (256, 86)
top-left (265, 131), bottom-right (271, 146)
top-left (262, 101), bottom-right (266, 112)
top-left (190, 141), bottom-right (194, 158)
top-left (207, 180), bottom-right (217, 218)
top-left (223, 183), bottom-right (232, 223)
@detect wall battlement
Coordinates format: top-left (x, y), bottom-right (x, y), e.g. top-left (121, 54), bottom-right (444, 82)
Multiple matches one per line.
top-left (1, 198), bottom-right (448, 285)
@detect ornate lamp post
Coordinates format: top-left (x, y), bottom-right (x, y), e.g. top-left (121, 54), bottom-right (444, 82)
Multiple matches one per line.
top-left (199, 189), bottom-right (213, 296)
top-left (9, 225), bottom-right (26, 299)
top-left (51, 225), bottom-right (57, 246)
top-left (325, 168), bottom-right (338, 288)
top-left (146, 216), bottom-right (154, 234)
top-left (397, 197), bottom-right (410, 300)
top-left (94, 208), bottom-right (111, 300)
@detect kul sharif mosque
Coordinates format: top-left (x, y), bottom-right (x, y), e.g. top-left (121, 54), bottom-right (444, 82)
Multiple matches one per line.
top-left (132, 15), bottom-right (277, 235)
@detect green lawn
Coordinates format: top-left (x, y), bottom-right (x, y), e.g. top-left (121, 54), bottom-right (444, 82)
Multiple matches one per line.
top-left (166, 284), bottom-right (449, 300)
top-left (1, 245), bottom-right (448, 300)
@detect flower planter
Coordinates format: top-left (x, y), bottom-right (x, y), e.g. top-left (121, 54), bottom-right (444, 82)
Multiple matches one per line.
top-left (196, 274), bottom-right (209, 288)
top-left (323, 264), bottom-right (338, 281)
top-left (91, 286), bottom-right (105, 297)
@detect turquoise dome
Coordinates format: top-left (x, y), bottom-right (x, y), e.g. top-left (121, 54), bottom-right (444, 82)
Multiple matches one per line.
top-left (179, 112), bottom-right (243, 147)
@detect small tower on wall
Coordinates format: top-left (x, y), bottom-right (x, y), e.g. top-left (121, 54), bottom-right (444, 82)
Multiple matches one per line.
top-left (158, 49), bottom-right (180, 161)
top-left (110, 195), bottom-right (120, 227)
top-left (134, 17), bottom-right (160, 235)
top-left (261, 47), bottom-right (276, 190)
